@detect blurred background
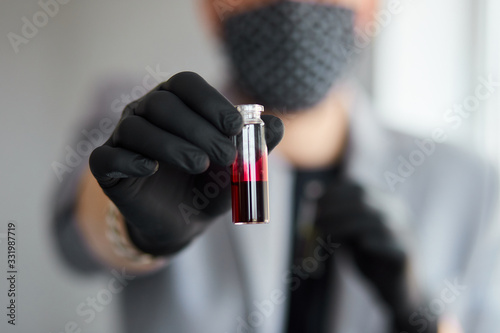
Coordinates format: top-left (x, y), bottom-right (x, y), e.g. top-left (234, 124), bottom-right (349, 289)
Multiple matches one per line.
top-left (0, 0), bottom-right (498, 332)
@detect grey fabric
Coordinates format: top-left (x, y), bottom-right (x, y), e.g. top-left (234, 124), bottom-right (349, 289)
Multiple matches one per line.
top-left (222, 1), bottom-right (355, 111)
top-left (50, 76), bottom-right (135, 273)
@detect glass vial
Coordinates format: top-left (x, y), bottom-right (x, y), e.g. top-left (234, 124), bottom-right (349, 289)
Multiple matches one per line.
top-left (231, 104), bottom-right (270, 224)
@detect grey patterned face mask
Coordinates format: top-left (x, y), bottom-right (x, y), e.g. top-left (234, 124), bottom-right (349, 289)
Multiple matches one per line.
top-left (222, 1), bottom-right (355, 111)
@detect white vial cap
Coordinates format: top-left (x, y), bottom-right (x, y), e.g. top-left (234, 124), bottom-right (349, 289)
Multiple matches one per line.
top-left (236, 104), bottom-right (264, 113)
top-left (236, 104), bottom-right (264, 122)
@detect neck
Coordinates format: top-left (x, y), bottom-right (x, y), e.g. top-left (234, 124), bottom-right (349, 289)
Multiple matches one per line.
top-left (274, 90), bottom-right (350, 169)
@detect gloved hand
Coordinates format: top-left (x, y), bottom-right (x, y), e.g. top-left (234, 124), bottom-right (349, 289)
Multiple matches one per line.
top-left (89, 72), bottom-right (284, 256)
top-left (315, 177), bottom-right (437, 333)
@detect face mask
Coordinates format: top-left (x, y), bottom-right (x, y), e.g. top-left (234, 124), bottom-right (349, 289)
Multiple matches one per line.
top-left (222, 0), bottom-right (355, 111)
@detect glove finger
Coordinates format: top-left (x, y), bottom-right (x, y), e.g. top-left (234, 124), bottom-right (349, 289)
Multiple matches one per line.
top-left (135, 91), bottom-right (236, 166)
top-left (261, 115), bottom-right (284, 152)
top-left (113, 115), bottom-right (209, 174)
top-left (159, 72), bottom-right (243, 136)
top-left (89, 145), bottom-right (158, 188)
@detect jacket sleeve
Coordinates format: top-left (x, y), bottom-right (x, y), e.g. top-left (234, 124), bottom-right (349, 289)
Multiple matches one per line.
top-left (396, 137), bottom-right (498, 332)
top-left (49, 76), bottom-right (140, 274)
top-left (455, 157), bottom-right (498, 332)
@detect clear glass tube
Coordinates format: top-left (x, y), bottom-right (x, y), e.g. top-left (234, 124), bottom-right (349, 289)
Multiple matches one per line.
top-left (231, 104), bottom-right (270, 224)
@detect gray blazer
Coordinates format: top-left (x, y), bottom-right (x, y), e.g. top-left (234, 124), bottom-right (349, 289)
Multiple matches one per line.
top-left (52, 78), bottom-right (496, 333)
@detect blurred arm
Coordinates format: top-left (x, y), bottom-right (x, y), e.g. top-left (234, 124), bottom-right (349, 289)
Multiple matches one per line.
top-left (75, 168), bottom-right (168, 274)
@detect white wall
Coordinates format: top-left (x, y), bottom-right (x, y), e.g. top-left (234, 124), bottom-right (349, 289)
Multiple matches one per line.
top-left (372, 0), bottom-right (476, 146)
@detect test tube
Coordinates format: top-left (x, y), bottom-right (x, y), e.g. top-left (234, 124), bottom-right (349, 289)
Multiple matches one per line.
top-left (231, 104), bottom-right (270, 224)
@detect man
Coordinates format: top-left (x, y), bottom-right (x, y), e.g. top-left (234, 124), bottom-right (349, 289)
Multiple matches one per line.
top-left (53, 0), bottom-right (493, 332)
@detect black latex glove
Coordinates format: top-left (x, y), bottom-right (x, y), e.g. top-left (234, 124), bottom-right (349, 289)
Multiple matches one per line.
top-left (315, 177), bottom-right (437, 333)
top-left (89, 72), bottom-right (284, 256)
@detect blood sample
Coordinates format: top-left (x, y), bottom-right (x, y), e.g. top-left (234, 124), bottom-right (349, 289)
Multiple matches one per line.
top-left (231, 104), bottom-right (270, 224)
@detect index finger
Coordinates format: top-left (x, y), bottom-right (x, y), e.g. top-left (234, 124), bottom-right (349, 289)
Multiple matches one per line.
top-left (159, 71), bottom-right (243, 136)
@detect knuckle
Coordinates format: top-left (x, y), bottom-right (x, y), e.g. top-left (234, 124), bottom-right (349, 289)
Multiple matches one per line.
top-left (166, 71), bottom-right (200, 90)
top-left (139, 91), bottom-right (163, 116)
top-left (139, 91), bottom-right (178, 118)
top-left (115, 116), bottom-right (141, 142)
top-left (122, 99), bottom-right (139, 117)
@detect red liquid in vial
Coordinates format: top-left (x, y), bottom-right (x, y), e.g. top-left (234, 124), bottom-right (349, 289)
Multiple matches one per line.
top-left (231, 154), bottom-right (269, 223)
